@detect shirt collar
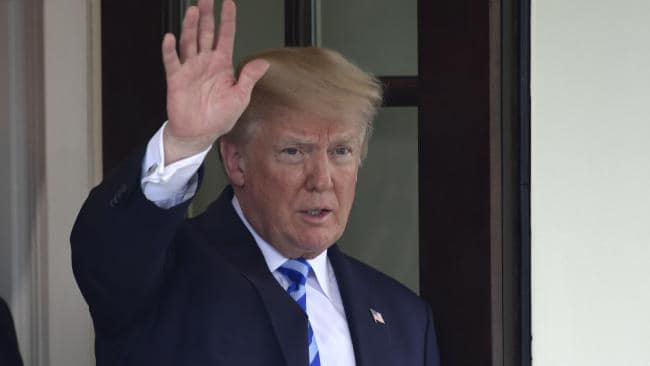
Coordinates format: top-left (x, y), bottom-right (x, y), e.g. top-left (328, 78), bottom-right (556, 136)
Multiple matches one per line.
top-left (231, 196), bottom-right (332, 299)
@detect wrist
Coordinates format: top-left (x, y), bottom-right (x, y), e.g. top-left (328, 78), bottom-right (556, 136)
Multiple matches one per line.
top-left (163, 128), bottom-right (214, 165)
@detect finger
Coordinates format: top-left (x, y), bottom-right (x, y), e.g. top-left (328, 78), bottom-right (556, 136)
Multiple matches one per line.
top-left (235, 59), bottom-right (270, 98)
top-left (162, 33), bottom-right (181, 77)
top-left (215, 0), bottom-right (236, 62)
top-left (197, 0), bottom-right (215, 52)
top-left (179, 6), bottom-right (199, 62)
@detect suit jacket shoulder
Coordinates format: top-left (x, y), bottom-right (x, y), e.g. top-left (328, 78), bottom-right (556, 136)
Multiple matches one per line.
top-left (329, 247), bottom-right (440, 366)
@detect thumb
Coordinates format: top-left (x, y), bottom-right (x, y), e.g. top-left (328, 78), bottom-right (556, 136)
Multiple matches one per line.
top-left (235, 59), bottom-right (270, 98)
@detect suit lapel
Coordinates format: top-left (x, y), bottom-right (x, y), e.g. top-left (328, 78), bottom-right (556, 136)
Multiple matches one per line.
top-left (195, 187), bottom-right (308, 366)
top-left (328, 245), bottom-right (394, 366)
top-left (241, 265), bottom-right (309, 366)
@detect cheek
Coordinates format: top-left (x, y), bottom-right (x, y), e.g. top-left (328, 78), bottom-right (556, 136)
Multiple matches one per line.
top-left (247, 167), bottom-right (283, 208)
top-left (336, 169), bottom-right (359, 205)
top-left (344, 165), bottom-right (360, 186)
top-left (249, 157), bottom-right (293, 186)
top-left (254, 165), bottom-right (305, 205)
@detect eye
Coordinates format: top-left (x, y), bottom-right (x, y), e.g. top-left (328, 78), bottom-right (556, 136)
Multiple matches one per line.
top-left (333, 146), bottom-right (352, 156)
top-left (330, 146), bottom-right (355, 163)
top-left (277, 146), bottom-right (305, 163)
top-left (282, 147), bottom-right (300, 155)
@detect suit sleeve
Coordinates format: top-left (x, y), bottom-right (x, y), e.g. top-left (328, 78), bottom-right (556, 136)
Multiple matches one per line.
top-left (424, 304), bottom-right (441, 366)
top-left (70, 148), bottom-right (197, 338)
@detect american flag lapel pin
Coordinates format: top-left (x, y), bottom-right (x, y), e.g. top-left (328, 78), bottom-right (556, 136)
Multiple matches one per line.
top-left (369, 308), bottom-right (385, 325)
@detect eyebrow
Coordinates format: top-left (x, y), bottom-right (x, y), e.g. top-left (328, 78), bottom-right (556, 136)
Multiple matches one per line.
top-left (275, 133), bottom-right (361, 146)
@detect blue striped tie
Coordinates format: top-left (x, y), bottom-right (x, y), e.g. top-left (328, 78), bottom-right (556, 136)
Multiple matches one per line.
top-left (278, 258), bottom-right (321, 366)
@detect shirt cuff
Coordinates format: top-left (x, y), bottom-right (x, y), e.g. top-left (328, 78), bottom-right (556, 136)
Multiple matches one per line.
top-left (141, 121), bottom-right (212, 208)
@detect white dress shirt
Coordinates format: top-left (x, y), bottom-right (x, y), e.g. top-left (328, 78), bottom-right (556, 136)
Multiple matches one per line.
top-left (140, 123), bottom-right (356, 366)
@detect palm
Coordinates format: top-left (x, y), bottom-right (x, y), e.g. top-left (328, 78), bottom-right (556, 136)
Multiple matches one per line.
top-left (162, 0), bottom-right (268, 162)
top-left (167, 52), bottom-right (241, 140)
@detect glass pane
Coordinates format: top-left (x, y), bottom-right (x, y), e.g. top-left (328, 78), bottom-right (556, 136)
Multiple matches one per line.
top-left (191, 0), bottom-right (284, 215)
top-left (227, 0), bottom-right (284, 64)
top-left (181, 0), bottom-right (284, 64)
top-left (318, 0), bottom-right (418, 76)
top-left (338, 107), bottom-right (419, 293)
top-left (191, 149), bottom-right (228, 215)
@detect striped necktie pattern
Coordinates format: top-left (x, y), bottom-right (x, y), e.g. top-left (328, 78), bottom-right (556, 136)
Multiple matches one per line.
top-left (277, 258), bottom-right (321, 366)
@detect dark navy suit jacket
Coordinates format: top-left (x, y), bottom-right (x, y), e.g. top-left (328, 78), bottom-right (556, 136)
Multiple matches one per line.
top-left (71, 150), bottom-right (440, 366)
top-left (0, 298), bottom-right (23, 366)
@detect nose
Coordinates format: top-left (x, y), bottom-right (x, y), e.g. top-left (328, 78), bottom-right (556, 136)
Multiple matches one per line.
top-left (306, 151), bottom-right (334, 192)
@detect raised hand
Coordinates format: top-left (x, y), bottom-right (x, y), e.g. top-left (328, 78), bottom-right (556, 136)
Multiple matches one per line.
top-left (161, 0), bottom-right (269, 164)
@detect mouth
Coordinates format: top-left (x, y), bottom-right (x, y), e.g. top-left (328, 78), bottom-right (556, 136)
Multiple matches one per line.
top-left (299, 208), bottom-right (333, 220)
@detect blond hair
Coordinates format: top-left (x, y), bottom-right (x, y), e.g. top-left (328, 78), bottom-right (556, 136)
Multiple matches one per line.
top-left (224, 47), bottom-right (383, 158)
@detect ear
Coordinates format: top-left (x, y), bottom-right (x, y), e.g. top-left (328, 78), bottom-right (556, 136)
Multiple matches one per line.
top-left (219, 139), bottom-right (246, 187)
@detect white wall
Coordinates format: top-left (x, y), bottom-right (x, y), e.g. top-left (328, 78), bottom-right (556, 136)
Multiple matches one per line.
top-left (532, 0), bottom-right (650, 365)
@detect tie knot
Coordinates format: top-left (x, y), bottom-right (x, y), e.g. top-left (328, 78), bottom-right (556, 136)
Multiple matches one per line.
top-left (278, 258), bottom-right (311, 287)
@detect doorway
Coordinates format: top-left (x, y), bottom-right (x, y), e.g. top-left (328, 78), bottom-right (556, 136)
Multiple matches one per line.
top-left (101, 1), bottom-right (531, 364)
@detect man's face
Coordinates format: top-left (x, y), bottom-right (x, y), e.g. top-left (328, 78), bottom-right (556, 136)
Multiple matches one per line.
top-left (232, 110), bottom-right (364, 259)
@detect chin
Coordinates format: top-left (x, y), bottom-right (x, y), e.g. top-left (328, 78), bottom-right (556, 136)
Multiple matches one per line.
top-left (297, 231), bottom-right (340, 254)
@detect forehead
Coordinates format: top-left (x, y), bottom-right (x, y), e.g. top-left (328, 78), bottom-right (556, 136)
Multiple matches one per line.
top-left (258, 109), bottom-right (365, 143)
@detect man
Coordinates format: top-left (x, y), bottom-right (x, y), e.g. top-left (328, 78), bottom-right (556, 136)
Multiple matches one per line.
top-left (71, 0), bottom-right (439, 365)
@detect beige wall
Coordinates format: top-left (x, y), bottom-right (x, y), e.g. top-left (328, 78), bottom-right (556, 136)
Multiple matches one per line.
top-left (0, 0), bottom-right (101, 364)
top-left (0, 0), bottom-right (34, 362)
top-left (42, 0), bottom-right (101, 364)
top-left (532, 0), bottom-right (650, 365)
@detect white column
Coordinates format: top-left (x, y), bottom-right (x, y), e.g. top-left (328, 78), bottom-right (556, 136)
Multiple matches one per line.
top-left (40, 0), bottom-right (102, 364)
top-left (532, 0), bottom-right (650, 365)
